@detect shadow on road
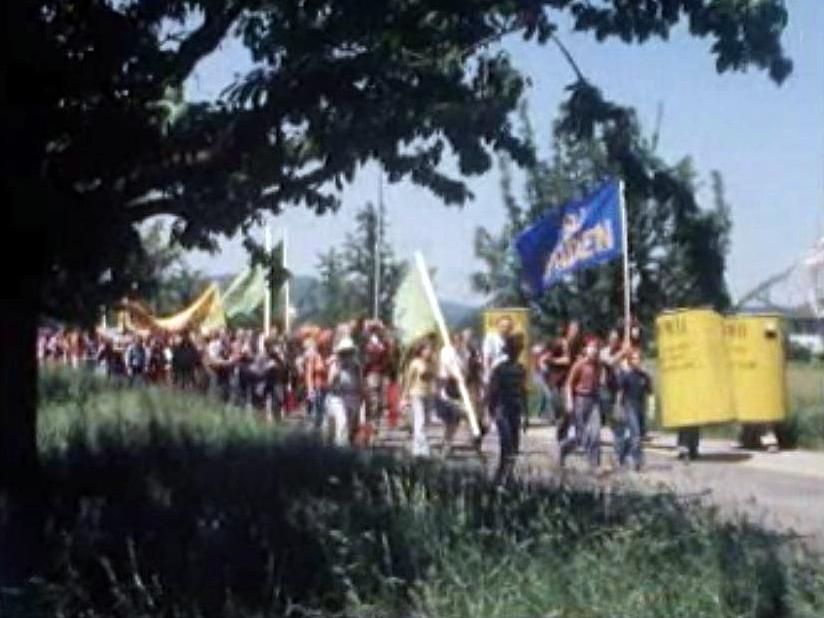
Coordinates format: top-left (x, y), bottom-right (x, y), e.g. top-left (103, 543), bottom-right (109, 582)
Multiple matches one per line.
top-left (693, 452), bottom-right (753, 464)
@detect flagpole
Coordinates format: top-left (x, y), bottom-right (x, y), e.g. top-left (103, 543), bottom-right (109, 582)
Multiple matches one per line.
top-left (263, 224), bottom-right (272, 337)
top-left (619, 179), bottom-right (632, 340)
top-left (414, 252), bottom-right (480, 438)
top-left (373, 173), bottom-right (382, 321)
top-left (283, 227), bottom-right (290, 333)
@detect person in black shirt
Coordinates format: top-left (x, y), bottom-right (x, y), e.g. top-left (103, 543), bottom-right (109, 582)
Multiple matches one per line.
top-left (615, 349), bottom-right (652, 470)
top-left (488, 334), bottom-right (528, 482)
top-left (172, 331), bottom-right (199, 390)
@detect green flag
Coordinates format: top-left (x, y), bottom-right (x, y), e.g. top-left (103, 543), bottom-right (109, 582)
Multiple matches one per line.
top-left (222, 265), bottom-right (267, 320)
top-left (222, 241), bottom-right (289, 320)
top-left (392, 261), bottom-right (438, 348)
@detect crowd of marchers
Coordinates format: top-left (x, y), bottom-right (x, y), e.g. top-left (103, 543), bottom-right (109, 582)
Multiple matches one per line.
top-left (38, 315), bottom-right (692, 480)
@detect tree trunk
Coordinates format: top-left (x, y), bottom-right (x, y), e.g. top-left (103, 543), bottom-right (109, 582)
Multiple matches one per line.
top-left (0, 294), bottom-right (39, 486)
top-left (0, 290), bottom-right (43, 586)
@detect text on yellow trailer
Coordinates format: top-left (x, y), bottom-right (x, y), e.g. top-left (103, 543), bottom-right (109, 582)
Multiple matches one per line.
top-left (655, 308), bottom-right (735, 428)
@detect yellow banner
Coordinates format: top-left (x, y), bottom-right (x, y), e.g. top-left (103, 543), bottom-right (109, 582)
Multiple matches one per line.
top-left (122, 283), bottom-right (226, 334)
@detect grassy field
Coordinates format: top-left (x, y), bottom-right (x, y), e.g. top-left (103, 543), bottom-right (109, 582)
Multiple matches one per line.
top-left (784, 363), bottom-right (824, 449)
top-left (2, 368), bottom-right (824, 617)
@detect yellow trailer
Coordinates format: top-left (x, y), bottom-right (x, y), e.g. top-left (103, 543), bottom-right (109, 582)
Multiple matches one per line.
top-left (724, 314), bottom-right (788, 423)
top-left (655, 308), bottom-right (735, 428)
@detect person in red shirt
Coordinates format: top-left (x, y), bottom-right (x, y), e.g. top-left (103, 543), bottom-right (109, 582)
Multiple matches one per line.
top-left (559, 335), bottom-right (603, 471)
top-left (304, 333), bottom-right (330, 431)
top-left (362, 326), bottom-right (389, 443)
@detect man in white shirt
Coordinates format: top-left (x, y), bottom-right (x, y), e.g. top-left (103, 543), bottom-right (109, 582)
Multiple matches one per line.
top-left (482, 316), bottom-right (513, 387)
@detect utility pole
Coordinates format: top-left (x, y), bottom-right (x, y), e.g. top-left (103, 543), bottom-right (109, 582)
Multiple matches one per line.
top-left (263, 224), bottom-right (271, 336)
top-left (373, 171), bottom-right (383, 321)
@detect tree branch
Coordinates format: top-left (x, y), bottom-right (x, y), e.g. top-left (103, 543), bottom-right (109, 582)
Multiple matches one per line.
top-left (164, 2), bottom-right (245, 87)
top-left (550, 33), bottom-right (585, 81)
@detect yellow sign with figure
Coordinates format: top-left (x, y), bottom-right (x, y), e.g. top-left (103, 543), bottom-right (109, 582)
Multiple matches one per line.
top-left (482, 307), bottom-right (531, 368)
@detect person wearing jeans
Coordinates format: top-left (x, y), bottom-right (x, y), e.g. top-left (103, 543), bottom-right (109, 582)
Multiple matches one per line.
top-left (599, 329), bottom-right (628, 462)
top-left (304, 337), bottom-right (329, 431)
top-left (615, 349), bottom-right (652, 470)
top-left (559, 337), bottom-right (602, 471)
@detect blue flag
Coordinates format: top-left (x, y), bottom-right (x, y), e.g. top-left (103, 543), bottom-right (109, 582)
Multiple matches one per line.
top-left (515, 179), bottom-right (623, 295)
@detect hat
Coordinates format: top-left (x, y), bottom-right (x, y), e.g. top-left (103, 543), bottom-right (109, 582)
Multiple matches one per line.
top-left (335, 336), bottom-right (356, 353)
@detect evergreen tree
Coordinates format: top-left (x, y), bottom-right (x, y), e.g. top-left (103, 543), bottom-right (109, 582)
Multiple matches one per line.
top-left (315, 248), bottom-right (354, 325)
top-left (342, 202), bottom-right (405, 323)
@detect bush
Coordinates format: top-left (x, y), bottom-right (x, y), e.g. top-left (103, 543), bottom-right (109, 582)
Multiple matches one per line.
top-left (2, 371), bottom-right (823, 617)
top-left (787, 343), bottom-right (813, 363)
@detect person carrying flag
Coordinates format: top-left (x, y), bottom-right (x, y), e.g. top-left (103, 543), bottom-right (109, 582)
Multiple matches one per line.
top-left (401, 339), bottom-right (435, 457)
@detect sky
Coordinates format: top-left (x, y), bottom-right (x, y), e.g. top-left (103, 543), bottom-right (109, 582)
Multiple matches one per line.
top-left (183, 2), bottom-right (824, 305)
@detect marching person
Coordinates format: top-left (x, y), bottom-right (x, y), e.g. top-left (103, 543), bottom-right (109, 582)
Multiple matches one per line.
top-left (545, 320), bottom-right (579, 437)
top-left (626, 320), bottom-right (648, 438)
top-left (146, 337), bottom-right (167, 383)
top-left (96, 335), bottom-right (123, 380)
top-left (599, 328), bottom-right (628, 461)
top-left (324, 336), bottom-right (364, 447)
top-left (482, 316), bottom-right (513, 388)
top-left (433, 335), bottom-right (466, 459)
top-left (488, 334), bottom-right (528, 483)
top-left (401, 339), bottom-right (435, 457)
top-left (125, 335), bottom-right (148, 385)
top-left (559, 335), bottom-right (603, 472)
top-left (204, 330), bottom-right (233, 403)
top-left (615, 349), bottom-right (653, 471)
top-left (362, 325), bottom-right (389, 442)
top-left (460, 329), bottom-right (485, 431)
top-left (262, 334), bottom-right (289, 421)
top-left (172, 331), bottom-right (199, 390)
top-left (304, 334), bottom-right (329, 431)
top-left (234, 330), bottom-right (255, 408)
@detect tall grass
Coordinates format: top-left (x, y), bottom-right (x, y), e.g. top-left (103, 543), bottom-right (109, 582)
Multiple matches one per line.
top-left (782, 363), bottom-right (824, 449)
top-left (37, 367), bottom-right (282, 456)
top-left (2, 369), bottom-right (823, 617)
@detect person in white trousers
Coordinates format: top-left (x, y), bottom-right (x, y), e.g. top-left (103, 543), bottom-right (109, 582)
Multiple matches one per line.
top-left (401, 340), bottom-right (435, 457)
top-left (324, 336), bottom-right (363, 447)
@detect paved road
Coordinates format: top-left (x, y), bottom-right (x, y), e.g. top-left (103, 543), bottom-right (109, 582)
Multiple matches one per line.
top-left (372, 420), bottom-right (824, 550)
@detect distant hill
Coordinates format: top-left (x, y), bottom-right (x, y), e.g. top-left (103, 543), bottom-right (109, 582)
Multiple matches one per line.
top-left (441, 299), bottom-right (481, 330)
